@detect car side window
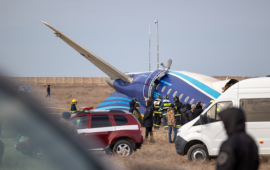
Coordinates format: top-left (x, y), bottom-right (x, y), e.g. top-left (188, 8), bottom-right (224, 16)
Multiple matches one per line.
top-left (204, 101), bottom-right (232, 124)
top-left (113, 115), bottom-right (128, 126)
top-left (70, 116), bottom-right (88, 129)
top-left (91, 115), bottom-right (112, 128)
top-left (240, 98), bottom-right (270, 122)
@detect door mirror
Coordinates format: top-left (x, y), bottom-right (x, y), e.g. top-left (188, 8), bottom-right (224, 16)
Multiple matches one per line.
top-left (200, 115), bottom-right (204, 125)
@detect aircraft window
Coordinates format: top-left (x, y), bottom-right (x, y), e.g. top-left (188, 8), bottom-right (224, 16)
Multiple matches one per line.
top-left (167, 89), bottom-right (172, 95)
top-left (190, 99), bottom-right (194, 104)
top-left (156, 84), bottom-right (160, 90)
top-left (161, 86), bottom-right (166, 92)
top-left (184, 96), bottom-right (189, 103)
top-left (179, 94), bottom-right (183, 100)
top-left (202, 104), bottom-right (206, 109)
top-left (173, 91), bottom-right (178, 97)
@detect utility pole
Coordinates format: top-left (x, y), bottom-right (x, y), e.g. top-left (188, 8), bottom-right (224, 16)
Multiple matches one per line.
top-left (149, 25), bottom-right (151, 71)
top-left (155, 19), bottom-right (159, 69)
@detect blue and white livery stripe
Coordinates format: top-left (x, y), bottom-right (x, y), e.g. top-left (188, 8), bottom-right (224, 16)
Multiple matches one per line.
top-left (168, 71), bottom-right (221, 99)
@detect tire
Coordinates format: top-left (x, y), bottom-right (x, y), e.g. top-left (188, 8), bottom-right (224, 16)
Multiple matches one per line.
top-left (113, 140), bottom-right (133, 157)
top-left (187, 144), bottom-right (210, 163)
top-left (32, 146), bottom-right (49, 160)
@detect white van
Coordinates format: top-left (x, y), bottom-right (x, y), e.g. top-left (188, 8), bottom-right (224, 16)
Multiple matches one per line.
top-left (175, 77), bottom-right (270, 163)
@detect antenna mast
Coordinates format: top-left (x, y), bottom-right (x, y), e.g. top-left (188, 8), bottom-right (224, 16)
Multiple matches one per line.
top-left (155, 19), bottom-right (159, 69)
top-left (149, 25), bottom-right (151, 71)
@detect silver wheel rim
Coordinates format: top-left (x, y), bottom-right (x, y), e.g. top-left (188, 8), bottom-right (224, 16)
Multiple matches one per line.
top-left (192, 149), bottom-right (206, 163)
top-left (116, 144), bottom-right (131, 157)
top-left (35, 147), bottom-right (48, 159)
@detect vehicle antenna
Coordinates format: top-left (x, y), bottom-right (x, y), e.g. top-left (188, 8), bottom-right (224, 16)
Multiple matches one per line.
top-left (155, 19), bottom-right (159, 69)
top-left (149, 25), bottom-right (151, 71)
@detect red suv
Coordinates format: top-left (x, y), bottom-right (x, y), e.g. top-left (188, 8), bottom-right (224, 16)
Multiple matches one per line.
top-left (70, 110), bottom-right (143, 156)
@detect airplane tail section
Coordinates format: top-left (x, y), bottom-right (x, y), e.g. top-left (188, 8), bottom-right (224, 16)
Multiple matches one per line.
top-left (42, 21), bottom-right (133, 83)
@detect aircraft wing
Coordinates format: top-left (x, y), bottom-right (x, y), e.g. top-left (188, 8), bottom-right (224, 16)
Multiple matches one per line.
top-left (42, 21), bottom-right (132, 83)
top-left (95, 91), bottom-right (146, 114)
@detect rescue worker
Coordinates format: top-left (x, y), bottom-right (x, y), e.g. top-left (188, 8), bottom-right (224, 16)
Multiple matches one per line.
top-left (192, 101), bottom-right (203, 118)
top-left (153, 95), bottom-right (162, 129)
top-left (129, 98), bottom-right (138, 113)
top-left (173, 96), bottom-right (182, 129)
top-left (181, 103), bottom-right (193, 125)
top-left (46, 85), bottom-right (50, 98)
top-left (216, 108), bottom-right (259, 170)
top-left (159, 95), bottom-right (171, 130)
top-left (207, 99), bottom-right (215, 108)
top-left (207, 100), bottom-right (221, 113)
top-left (143, 100), bottom-right (154, 143)
top-left (60, 112), bottom-right (78, 136)
top-left (166, 104), bottom-right (177, 143)
top-left (222, 84), bottom-right (232, 93)
top-left (133, 103), bottom-right (143, 125)
top-left (70, 99), bottom-right (78, 113)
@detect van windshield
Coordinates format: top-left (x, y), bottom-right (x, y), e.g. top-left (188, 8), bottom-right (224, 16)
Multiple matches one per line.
top-left (203, 101), bottom-right (233, 124)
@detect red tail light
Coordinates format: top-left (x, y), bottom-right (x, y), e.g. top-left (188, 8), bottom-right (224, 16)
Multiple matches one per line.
top-left (138, 124), bottom-right (142, 134)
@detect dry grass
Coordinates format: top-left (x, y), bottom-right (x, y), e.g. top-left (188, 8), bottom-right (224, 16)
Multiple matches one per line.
top-left (96, 128), bottom-right (270, 170)
top-left (99, 128), bottom-right (217, 170)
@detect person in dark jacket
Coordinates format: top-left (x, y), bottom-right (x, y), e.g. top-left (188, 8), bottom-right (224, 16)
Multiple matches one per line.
top-left (173, 96), bottom-right (182, 129)
top-left (181, 104), bottom-right (193, 125)
top-left (192, 102), bottom-right (203, 118)
top-left (129, 98), bottom-right (138, 113)
top-left (60, 112), bottom-right (78, 136)
top-left (143, 100), bottom-right (154, 143)
top-left (46, 85), bottom-right (50, 97)
top-left (216, 108), bottom-right (259, 170)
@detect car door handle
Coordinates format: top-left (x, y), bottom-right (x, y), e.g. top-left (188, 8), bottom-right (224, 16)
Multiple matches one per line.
top-left (107, 131), bottom-right (112, 133)
top-left (197, 130), bottom-right (201, 133)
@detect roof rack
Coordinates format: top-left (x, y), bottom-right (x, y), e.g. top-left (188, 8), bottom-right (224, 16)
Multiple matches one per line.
top-left (75, 109), bottom-right (127, 115)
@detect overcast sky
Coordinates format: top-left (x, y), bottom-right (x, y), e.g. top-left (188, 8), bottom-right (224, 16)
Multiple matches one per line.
top-left (0, 0), bottom-right (269, 77)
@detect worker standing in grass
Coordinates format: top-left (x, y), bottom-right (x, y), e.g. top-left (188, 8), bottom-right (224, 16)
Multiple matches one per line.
top-left (129, 98), bottom-right (138, 113)
top-left (143, 100), bottom-right (154, 143)
top-left (159, 95), bottom-right (171, 130)
top-left (133, 103), bottom-right (143, 125)
top-left (166, 104), bottom-right (177, 143)
top-left (46, 85), bottom-right (50, 98)
top-left (173, 96), bottom-right (182, 129)
top-left (70, 99), bottom-right (78, 113)
top-left (153, 95), bottom-right (162, 129)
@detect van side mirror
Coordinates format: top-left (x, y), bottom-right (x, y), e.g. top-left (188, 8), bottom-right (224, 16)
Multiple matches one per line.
top-left (200, 115), bottom-right (204, 125)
